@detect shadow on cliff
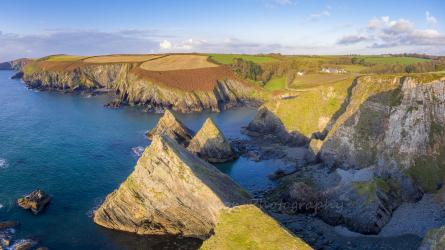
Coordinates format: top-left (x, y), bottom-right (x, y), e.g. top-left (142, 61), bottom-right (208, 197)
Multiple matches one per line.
top-left (243, 77), bottom-right (359, 148)
top-left (97, 226), bottom-right (203, 250)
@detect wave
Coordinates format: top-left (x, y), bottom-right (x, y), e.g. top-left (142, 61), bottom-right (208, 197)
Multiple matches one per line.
top-left (132, 146), bottom-right (145, 157)
top-left (0, 158), bottom-right (8, 168)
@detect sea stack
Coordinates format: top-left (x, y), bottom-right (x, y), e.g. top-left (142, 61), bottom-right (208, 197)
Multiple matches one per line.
top-left (93, 134), bottom-right (252, 240)
top-left (145, 110), bottom-right (195, 147)
top-left (187, 118), bottom-right (239, 163)
top-left (17, 190), bottom-right (51, 215)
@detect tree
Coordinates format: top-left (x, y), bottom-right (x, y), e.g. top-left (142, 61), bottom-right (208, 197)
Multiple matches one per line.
top-left (262, 71), bottom-right (271, 83)
top-left (406, 64), bottom-right (417, 73)
top-left (359, 58), bottom-right (365, 65)
top-left (436, 64), bottom-right (443, 71)
top-left (351, 57), bottom-right (358, 65)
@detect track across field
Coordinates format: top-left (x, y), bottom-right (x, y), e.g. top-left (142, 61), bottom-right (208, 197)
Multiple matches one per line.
top-left (84, 55), bottom-right (162, 63)
top-left (140, 55), bottom-right (218, 71)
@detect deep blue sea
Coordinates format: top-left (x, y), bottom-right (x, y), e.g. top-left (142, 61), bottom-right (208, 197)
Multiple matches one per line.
top-left (0, 71), bottom-right (279, 249)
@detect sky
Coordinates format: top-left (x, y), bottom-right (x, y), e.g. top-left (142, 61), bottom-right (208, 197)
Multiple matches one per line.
top-left (0, 0), bottom-right (444, 61)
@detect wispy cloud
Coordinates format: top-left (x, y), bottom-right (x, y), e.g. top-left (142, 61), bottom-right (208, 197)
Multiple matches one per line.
top-left (300, 11), bottom-right (330, 24)
top-left (337, 33), bottom-right (372, 45)
top-left (326, 4), bottom-right (332, 9)
top-left (426, 11), bottom-right (437, 27)
top-left (328, 23), bottom-right (352, 32)
top-left (113, 28), bottom-right (177, 38)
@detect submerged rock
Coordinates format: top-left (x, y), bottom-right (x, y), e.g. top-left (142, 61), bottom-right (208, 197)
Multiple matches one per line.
top-left (145, 110), bottom-right (195, 147)
top-left (94, 134), bottom-right (252, 240)
top-left (0, 221), bottom-right (17, 231)
top-left (186, 118), bottom-right (238, 163)
top-left (17, 190), bottom-right (51, 215)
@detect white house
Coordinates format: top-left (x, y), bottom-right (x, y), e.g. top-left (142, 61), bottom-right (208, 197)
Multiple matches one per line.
top-left (297, 71), bottom-right (304, 76)
top-left (321, 68), bottom-right (346, 73)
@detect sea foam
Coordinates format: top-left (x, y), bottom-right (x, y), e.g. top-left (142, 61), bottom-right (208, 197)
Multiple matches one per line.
top-left (0, 158), bottom-right (8, 168)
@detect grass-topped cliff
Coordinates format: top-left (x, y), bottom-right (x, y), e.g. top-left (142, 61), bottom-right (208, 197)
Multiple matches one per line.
top-left (14, 54), bottom-right (269, 112)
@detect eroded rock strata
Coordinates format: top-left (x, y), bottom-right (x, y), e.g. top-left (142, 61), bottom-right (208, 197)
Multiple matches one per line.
top-left (93, 134), bottom-right (252, 240)
top-left (243, 74), bottom-right (445, 235)
top-left (145, 110), bottom-right (195, 147)
top-left (12, 59), bottom-right (264, 112)
top-left (187, 118), bottom-right (238, 163)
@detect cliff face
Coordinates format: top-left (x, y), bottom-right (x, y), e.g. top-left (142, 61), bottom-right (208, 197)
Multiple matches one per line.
top-left (93, 134), bottom-right (252, 239)
top-left (146, 110), bottom-right (196, 147)
top-left (187, 118), bottom-right (238, 163)
top-left (244, 73), bottom-right (445, 234)
top-left (0, 59), bottom-right (33, 70)
top-left (14, 60), bottom-right (264, 112)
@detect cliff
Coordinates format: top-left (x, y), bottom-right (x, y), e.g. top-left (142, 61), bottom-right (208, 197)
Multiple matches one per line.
top-left (93, 134), bottom-right (253, 239)
top-left (243, 73), bottom-right (445, 234)
top-left (145, 109), bottom-right (196, 147)
top-left (418, 224), bottom-right (445, 250)
top-left (0, 58), bottom-right (34, 70)
top-left (13, 57), bottom-right (266, 112)
top-left (187, 118), bottom-right (238, 163)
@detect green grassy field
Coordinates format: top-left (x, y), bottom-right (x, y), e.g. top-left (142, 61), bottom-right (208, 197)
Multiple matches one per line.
top-left (46, 55), bottom-right (89, 62)
top-left (339, 64), bottom-right (368, 73)
top-left (289, 74), bottom-right (350, 89)
top-left (264, 76), bottom-right (286, 91)
top-left (287, 56), bottom-right (330, 62)
top-left (205, 54), bottom-right (277, 64)
top-left (364, 57), bottom-right (431, 65)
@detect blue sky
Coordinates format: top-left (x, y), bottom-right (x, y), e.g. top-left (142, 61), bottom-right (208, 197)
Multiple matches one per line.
top-left (0, 0), bottom-right (444, 61)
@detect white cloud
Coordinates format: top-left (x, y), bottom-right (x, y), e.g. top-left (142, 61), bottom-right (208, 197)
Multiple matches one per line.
top-left (337, 34), bottom-right (372, 45)
top-left (269, 0), bottom-right (292, 4)
top-left (368, 18), bottom-right (382, 30)
top-left (426, 11), bottom-right (437, 27)
top-left (300, 14), bottom-right (321, 24)
top-left (382, 16), bottom-right (389, 24)
top-left (159, 40), bottom-right (172, 49)
top-left (323, 11), bottom-right (330, 17)
top-left (326, 4), bottom-right (332, 9)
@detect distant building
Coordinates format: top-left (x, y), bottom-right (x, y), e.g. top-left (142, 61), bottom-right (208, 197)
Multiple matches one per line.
top-left (321, 68), bottom-right (346, 73)
top-left (297, 71), bottom-right (304, 76)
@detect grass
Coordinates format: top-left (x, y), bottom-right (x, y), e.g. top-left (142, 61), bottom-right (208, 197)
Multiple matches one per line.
top-left (289, 74), bottom-right (350, 90)
top-left (140, 55), bottom-right (218, 71)
top-left (264, 76), bottom-right (285, 91)
top-left (338, 64), bottom-right (368, 73)
top-left (200, 205), bottom-right (311, 250)
top-left (204, 54), bottom-right (277, 64)
top-left (364, 57), bottom-right (431, 65)
top-left (84, 55), bottom-right (161, 63)
top-left (287, 56), bottom-right (330, 62)
top-left (46, 55), bottom-right (90, 62)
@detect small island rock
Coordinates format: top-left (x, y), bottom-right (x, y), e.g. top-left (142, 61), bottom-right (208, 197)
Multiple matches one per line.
top-left (17, 190), bottom-right (51, 214)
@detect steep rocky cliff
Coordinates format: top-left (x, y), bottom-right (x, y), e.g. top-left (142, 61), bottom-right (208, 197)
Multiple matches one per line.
top-left (418, 224), bottom-right (445, 250)
top-left (187, 118), bottom-right (238, 163)
top-left (13, 59), bottom-right (265, 112)
top-left (93, 134), bottom-right (253, 239)
top-left (244, 73), bottom-right (445, 234)
top-left (0, 59), bottom-right (33, 70)
top-left (146, 110), bottom-right (196, 147)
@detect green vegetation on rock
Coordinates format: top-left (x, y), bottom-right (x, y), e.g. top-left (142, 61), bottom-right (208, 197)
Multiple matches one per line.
top-left (200, 205), bottom-right (312, 250)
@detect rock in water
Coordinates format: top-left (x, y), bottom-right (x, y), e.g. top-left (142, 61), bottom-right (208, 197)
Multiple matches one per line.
top-left (186, 118), bottom-right (239, 163)
top-left (145, 110), bottom-right (195, 147)
top-left (17, 190), bottom-right (51, 214)
top-left (0, 221), bottom-right (17, 231)
top-left (94, 134), bottom-right (252, 240)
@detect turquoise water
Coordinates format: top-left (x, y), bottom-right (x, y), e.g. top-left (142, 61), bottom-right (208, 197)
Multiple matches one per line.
top-left (0, 71), bottom-right (279, 249)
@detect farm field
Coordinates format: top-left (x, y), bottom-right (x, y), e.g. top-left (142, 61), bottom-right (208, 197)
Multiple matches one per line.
top-left (206, 54), bottom-right (277, 64)
top-left (338, 64), bottom-right (368, 73)
top-left (264, 76), bottom-right (286, 91)
top-left (364, 57), bottom-right (430, 65)
top-left (140, 55), bottom-right (218, 71)
top-left (287, 56), bottom-right (330, 62)
top-left (46, 55), bottom-right (90, 62)
top-left (289, 74), bottom-right (350, 89)
top-left (84, 54), bottom-right (162, 63)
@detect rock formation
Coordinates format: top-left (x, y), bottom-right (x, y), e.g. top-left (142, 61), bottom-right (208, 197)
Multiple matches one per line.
top-left (12, 58), bottom-right (264, 112)
top-left (145, 110), bottom-right (195, 147)
top-left (17, 190), bottom-right (51, 214)
top-left (186, 118), bottom-right (238, 163)
top-left (0, 221), bottom-right (17, 231)
top-left (94, 134), bottom-right (253, 240)
top-left (0, 59), bottom-right (33, 70)
top-left (418, 224), bottom-right (445, 250)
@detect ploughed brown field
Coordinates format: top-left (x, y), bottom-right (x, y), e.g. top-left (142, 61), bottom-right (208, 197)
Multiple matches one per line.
top-left (140, 55), bottom-right (219, 71)
top-left (131, 65), bottom-right (261, 92)
top-left (36, 61), bottom-right (96, 72)
top-left (84, 55), bottom-right (163, 63)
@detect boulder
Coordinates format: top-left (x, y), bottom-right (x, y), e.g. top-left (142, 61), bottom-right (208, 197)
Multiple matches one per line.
top-left (186, 118), bottom-right (238, 163)
top-left (283, 177), bottom-right (402, 234)
top-left (249, 152), bottom-right (260, 162)
top-left (418, 225), bottom-right (445, 250)
top-left (94, 134), bottom-right (252, 240)
top-left (15, 242), bottom-right (32, 250)
top-left (0, 221), bottom-right (17, 231)
top-left (17, 190), bottom-right (51, 214)
top-left (145, 110), bottom-right (195, 147)
top-left (267, 168), bottom-right (287, 180)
